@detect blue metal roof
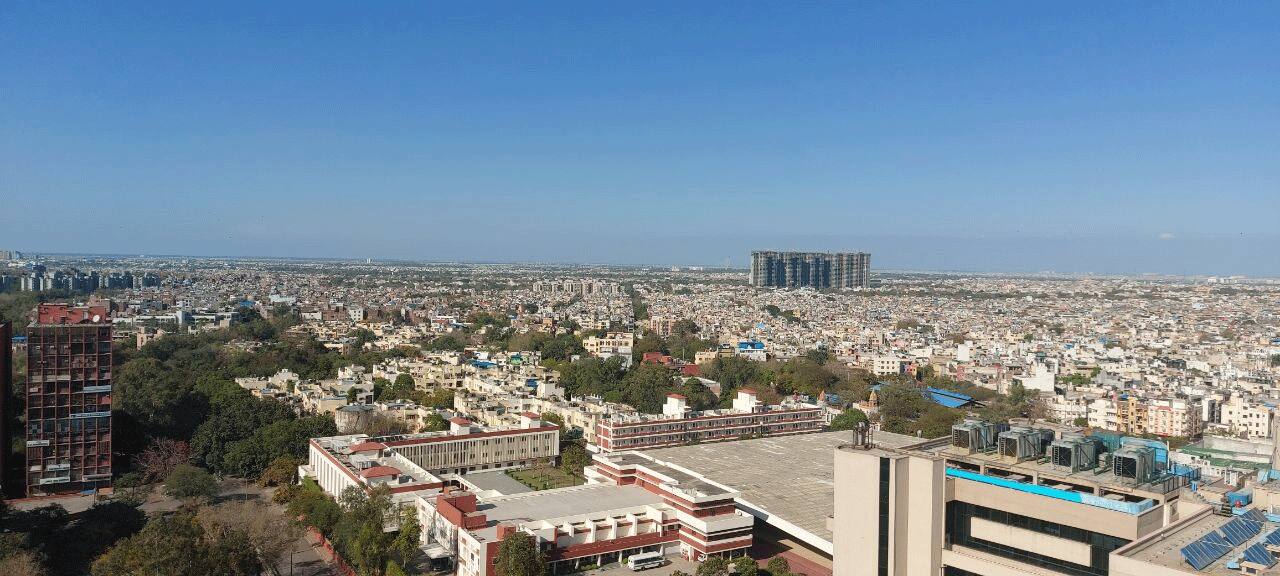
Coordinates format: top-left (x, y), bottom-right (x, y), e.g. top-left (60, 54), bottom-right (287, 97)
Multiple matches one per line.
top-left (926, 387), bottom-right (976, 408)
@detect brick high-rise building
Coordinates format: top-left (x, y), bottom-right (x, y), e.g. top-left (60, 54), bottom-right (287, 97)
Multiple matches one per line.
top-left (750, 250), bottom-right (871, 289)
top-left (25, 303), bottom-right (113, 495)
top-left (1, 320), bottom-right (10, 497)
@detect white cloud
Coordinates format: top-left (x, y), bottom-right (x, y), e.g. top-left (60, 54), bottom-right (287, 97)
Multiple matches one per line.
top-left (1158, 232), bottom-right (1176, 240)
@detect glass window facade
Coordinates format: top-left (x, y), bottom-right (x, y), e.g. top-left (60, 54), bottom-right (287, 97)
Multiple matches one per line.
top-left (945, 501), bottom-right (1129, 576)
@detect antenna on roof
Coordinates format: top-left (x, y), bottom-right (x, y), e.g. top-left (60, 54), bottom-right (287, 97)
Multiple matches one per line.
top-left (851, 421), bottom-right (873, 449)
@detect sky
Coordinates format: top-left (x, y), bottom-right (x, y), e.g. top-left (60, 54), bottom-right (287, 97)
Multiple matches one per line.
top-left (2, 2), bottom-right (1277, 275)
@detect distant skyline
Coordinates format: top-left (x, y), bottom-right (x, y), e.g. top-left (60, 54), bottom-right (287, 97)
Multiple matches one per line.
top-left (2, 3), bottom-right (1277, 275)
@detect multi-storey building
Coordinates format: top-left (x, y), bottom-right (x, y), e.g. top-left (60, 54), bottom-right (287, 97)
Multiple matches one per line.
top-left (595, 390), bottom-right (824, 452)
top-left (25, 303), bottom-right (113, 495)
top-left (1219, 395), bottom-right (1272, 439)
top-left (582, 331), bottom-right (634, 368)
top-left (1, 320), bottom-right (10, 496)
top-left (749, 251), bottom-right (870, 289)
top-left (832, 421), bottom-right (1188, 576)
top-left (303, 413), bottom-right (560, 500)
top-left (415, 451), bottom-right (753, 576)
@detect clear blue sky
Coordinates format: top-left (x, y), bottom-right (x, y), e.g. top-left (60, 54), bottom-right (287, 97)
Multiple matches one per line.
top-left (2, 2), bottom-right (1277, 275)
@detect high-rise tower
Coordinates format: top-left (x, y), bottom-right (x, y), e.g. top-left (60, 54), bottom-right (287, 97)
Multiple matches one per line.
top-left (750, 251), bottom-right (871, 289)
top-left (25, 303), bottom-right (113, 495)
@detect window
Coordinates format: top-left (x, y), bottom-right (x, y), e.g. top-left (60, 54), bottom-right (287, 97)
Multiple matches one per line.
top-left (945, 501), bottom-right (1128, 576)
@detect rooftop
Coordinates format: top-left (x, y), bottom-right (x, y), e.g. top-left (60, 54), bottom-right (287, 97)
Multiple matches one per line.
top-left (1118, 507), bottom-right (1279, 574)
top-left (640, 429), bottom-right (922, 552)
top-left (470, 484), bottom-right (664, 542)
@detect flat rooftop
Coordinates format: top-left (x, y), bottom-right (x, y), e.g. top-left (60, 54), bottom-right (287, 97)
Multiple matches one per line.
top-left (642, 429), bottom-right (922, 554)
top-left (1118, 508), bottom-right (1278, 575)
top-left (920, 442), bottom-right (1181, 503)
top-left (471, 484), bottom-right (664, 542)
top-left (595, 451), bottom-right (733, 498)
top-left (459, 471), bottom-right (533, 495)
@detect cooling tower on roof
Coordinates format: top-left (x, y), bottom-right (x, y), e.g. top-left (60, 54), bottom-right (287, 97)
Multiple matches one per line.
top-left (952, 420), bottom-right (1006, 453)
top-left (1050, 434), bottom-right (1105, 472)
top-left (998, 427), bottom-right (1056, 461)
top-left (1112, 445), bottom-right (1159, 485)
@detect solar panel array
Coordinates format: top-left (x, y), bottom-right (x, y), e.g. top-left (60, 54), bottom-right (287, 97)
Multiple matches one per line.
top-left (1181, 532), bottom-right (1235, 570)
top-left (1241, 543), bottom-right (1276, 568)
top-left (1180, 510), bottom-right (1269, 571)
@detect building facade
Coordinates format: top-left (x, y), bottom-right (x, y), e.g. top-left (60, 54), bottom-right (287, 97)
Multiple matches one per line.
top-left (415, 452), bottom-right (753, 576)
top-left (749, 251), bottom-right (871, 289)
top-left (596, 390), bottom-right (824, 452)
top-left (304, 415), bottom-right (561, 500)
top-left (832, 423), bottom-right (1186, 576)
top-left (25, 303), bottom-right (114, 495)
top-left (1, 320), bottom-right (10, 496)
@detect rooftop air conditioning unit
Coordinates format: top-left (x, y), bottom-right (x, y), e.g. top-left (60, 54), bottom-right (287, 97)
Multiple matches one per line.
top-left (952, 420), bottom-right (1004, 453)
top-left (1112, 445), bottom-right (1158, 485)
top-left (1050, 435), bottom-right (1105, 472)
top-left (998, 427), bottom-right (1056, 461)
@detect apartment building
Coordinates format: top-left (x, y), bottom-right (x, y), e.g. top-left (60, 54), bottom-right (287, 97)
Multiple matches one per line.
top-left (595, 390), bottom-right (823, 452)
top-left (416, 451), bottom-right (753, 576)
top-left (583, 331), bottom-right (634, 368)
top-left (1219, 395), bottom-right (1273, 439)
top-left (870, 355), bottom-right (904, 377)
top-left (1145, 397), bottom-right (1203, 438)
top-left (648, 317), bottom-right (678, 338)
top-left (832, 422), bottom-right (1187, 576)
top-left (25, 303), bottom-right (114, 495)
top-left (749, 251), bottom-right (871, 289)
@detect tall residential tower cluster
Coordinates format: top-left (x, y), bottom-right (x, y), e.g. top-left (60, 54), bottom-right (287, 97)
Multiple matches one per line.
top-left (749, 251), bottom-right (870, 289)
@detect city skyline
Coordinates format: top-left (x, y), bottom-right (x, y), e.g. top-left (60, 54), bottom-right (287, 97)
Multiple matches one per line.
top-left (3, 3), bottom-right (1278, 276)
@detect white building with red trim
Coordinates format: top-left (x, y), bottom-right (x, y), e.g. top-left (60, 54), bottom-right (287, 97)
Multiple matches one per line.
top-left (416, 451), bottom-right (754, 576)
top-left (595, 389), bottom-right (824, 452)
top-left (302, 413), bottom-right (560, 502)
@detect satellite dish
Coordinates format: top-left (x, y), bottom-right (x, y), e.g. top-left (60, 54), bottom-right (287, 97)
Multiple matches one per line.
top-left (92, 315), bottom-right (101, 323)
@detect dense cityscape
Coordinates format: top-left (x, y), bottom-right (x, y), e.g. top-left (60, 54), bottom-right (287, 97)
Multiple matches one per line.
top-left (4, 3), bottom-right (1278, 576)
top-left (2, 249), bottom-right (1278, 576)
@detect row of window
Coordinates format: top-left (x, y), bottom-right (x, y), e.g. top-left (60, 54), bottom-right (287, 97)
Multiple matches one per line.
top-left (945, 501), bottom-right (1128, 576)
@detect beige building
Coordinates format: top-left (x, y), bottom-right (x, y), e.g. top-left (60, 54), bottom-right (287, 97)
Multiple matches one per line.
top-left (1219, 395), bottom-right (1273, 439)
top-left (832, 422), bottom-right (1189, 576)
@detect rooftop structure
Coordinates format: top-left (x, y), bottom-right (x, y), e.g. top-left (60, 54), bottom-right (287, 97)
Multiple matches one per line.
top-left (634, 429), bottom-right (923, 557)
top-left (420, 453), bottom-right (754, 576)
top-left (832, 421), bottom-right (1194, 576)
top-left (596, 389), bottom-right (824, 452)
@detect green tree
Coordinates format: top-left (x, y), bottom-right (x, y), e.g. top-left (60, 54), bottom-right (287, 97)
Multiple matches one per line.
top-left (494, 530), bottom-right (545, 576)
top-left (389, 506), bottom-right (420, 568)
top-left (733, 556), bottom-right (760, 576)
top-left (559, 444), bottom-right (592, 477)
top-left (619, 364), bottom-right (678, 413)
top-left (163, 465), bottom-right (219, 503)
top-left (828, 408), bottom-right (869, 431)
top-left (422, 413), bottom-right (449, 432)
top-left (91, 513), bottom-right (211, 576)
top-left (766, 557), bottom-right (791, 576)
top-left (696, 556), bottom-right (731, 576)
top-left (258, 456), bottom-right (301, 487)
